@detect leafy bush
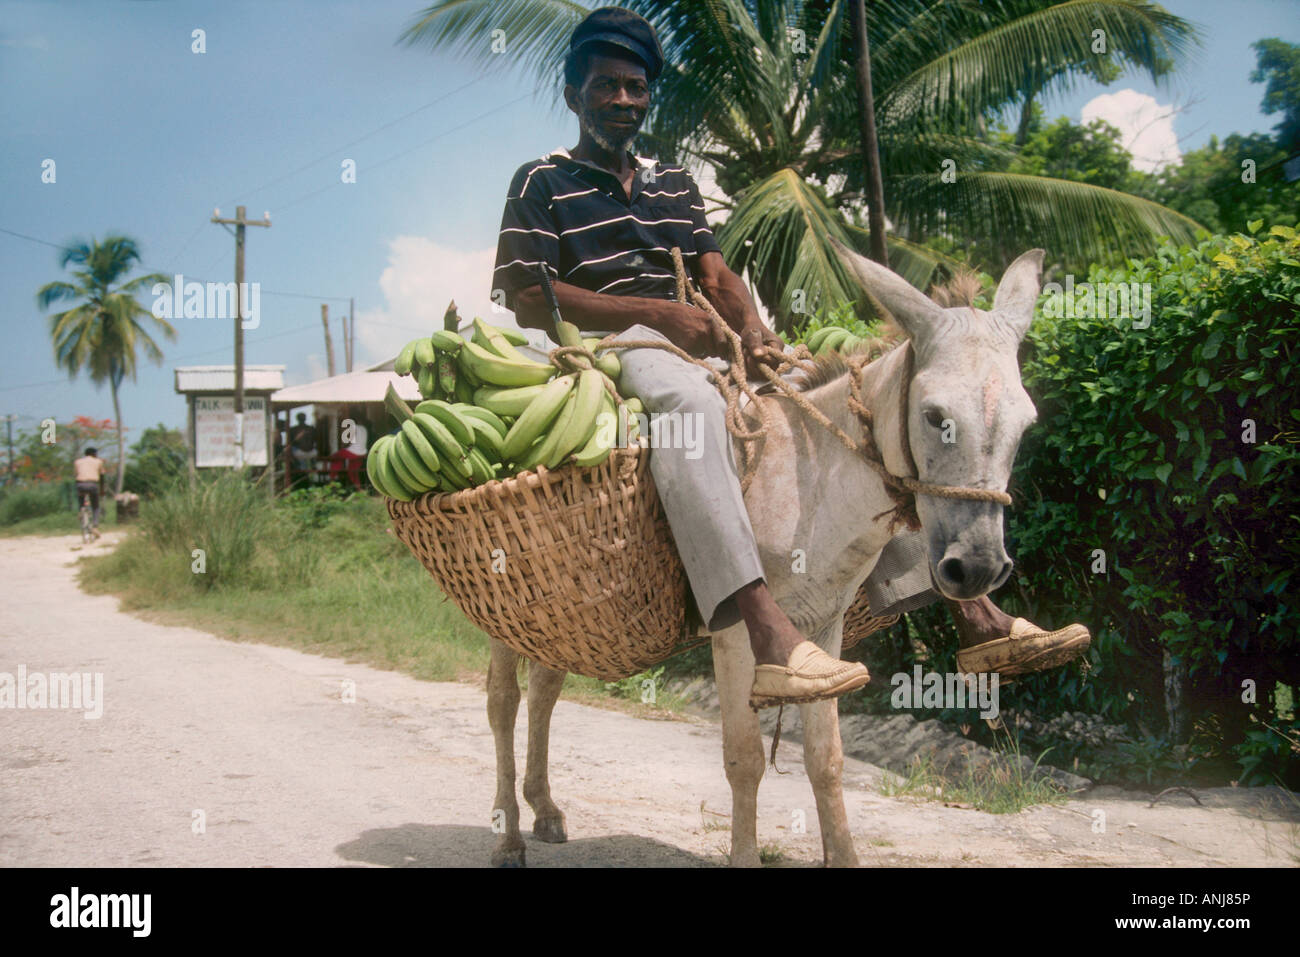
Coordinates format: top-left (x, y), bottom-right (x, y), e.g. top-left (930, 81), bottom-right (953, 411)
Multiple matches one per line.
top-left (122, 424), bottom-right (187, 498)
top-left (999, 223), bottom-right (1300, 786)
top-left (0, 483), bottom-right (67, 525)
top-left (139, 471), bottom-right (273, 590)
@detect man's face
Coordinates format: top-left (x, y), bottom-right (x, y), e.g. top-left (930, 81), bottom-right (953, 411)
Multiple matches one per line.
top-left (565, 51), bottom-right (649, 155)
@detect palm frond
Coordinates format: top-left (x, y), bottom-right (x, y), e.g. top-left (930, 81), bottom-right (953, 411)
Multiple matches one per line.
top-left (889, 170), bottom-right (1205, 265)
top-left (398, 0), bottom-right (590, 111)
top-left (878, 0), bottom-right (1198, 128)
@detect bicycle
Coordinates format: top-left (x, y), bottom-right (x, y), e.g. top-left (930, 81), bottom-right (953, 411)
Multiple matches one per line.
top-left (79, 491), bottom-right (98, 544)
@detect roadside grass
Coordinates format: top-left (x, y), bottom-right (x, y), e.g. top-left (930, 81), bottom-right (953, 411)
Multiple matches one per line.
top-left (0, 511), bottom-right (83, 536)
top-left (75, 475), bottom-right (689, 716)
top-left (878, 729), bottom-right (1068, 814)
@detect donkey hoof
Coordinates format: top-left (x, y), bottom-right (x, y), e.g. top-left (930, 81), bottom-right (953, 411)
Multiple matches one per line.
top-left (533, 814), bottom-right (568, 844)
top-left (491, 844), bottom-right (527, 868)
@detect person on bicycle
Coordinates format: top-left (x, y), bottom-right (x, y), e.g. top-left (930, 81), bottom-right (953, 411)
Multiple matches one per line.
top-left (73, 446), bottom-right (106, 537)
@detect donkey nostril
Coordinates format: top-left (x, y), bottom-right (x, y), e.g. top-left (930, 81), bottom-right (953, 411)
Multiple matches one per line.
top-left (939, 557), bottom-right (965, 584)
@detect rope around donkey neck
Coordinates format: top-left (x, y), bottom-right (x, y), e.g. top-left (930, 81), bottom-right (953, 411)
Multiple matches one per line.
top-left (545, 247), bottom-right (1011, 511)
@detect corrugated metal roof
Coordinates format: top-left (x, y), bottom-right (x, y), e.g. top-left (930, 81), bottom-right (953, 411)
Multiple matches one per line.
top-left (175, 365), bottom-right (285, 393)
top-left (271, 369), bottom-right (421, 406)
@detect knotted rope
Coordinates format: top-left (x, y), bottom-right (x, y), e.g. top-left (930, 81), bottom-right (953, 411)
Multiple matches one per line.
top-left (545, 247), bottom-right (1012, 521)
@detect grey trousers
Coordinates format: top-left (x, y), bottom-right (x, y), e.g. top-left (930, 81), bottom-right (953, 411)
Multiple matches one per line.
top-left (597, 323), bottom-right (936, 633)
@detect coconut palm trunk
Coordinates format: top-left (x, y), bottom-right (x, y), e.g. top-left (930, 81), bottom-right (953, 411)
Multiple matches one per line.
top-left (110, 365), bottom-right (125, 495)
top-left (850, 0), bottom-right (889, 267)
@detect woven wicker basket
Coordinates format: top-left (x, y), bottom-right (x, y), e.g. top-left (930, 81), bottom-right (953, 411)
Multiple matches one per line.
top-left (840, 578), bottom-right (900, 652)
top-left (386, 440), bottom-right (898, 677)
top-left (386, 442), bottom-right (693, 681)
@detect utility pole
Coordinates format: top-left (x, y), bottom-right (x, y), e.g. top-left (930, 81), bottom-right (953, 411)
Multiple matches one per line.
top-left (3, 414), bottom-right (15, 485)
top-left (211, 205), bottom-right (271, 468)
top-left (321, 304), bottom-right (336, 377)
top-left (348, 297), bottom-right (355, 372)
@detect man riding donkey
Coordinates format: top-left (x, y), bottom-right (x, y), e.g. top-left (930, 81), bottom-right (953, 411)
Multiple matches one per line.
top-left (493, 7), bottom-right (1090, 709)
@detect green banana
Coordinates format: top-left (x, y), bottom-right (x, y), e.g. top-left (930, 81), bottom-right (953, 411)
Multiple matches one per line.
top-left (399, 418), bottom-right (441, 476)
top-left (465, 446), bottom-right (496, 485)
top-left (417, 365), bottom-right (438, 399)
top-left (411, 411), bottom-right (472, 477)
top-left (474, 382), bottom-right (548, 418)
top-left (455, 404), bottom-right (509, 439)
top-left (464, 417), bottom-right (504, 463)
top-left (546, 368), bottom-right (604, 467)
top-left (366, 436), bottom-right (404, 500)
top-left (569, 391), bottom-right (618, 468)
top-left (387, 440), bottom-right (427, 496)
top-left (459, 360), bottom-right (484, 387)
top-left (430, 330), bottom-right (464, 354)
top-left (377, 436), bottom-right (417, 501)
top-left (840, 333), bottom-right (863, 353)
top-left (414, 399), bottom-right (475, 448)
top-left (805, 326), bottom-right (835, 353)
top-left (438, 458), bottom-right (470, 491)
top-left (537, 391), bottom-right (583, 469)
top-left (471, 316), bottom-right (533, 364)
top-left (459, 339), bottom-right (555, 388)
top-left (817, 327), bottom-right (852, 354)
top-left (497, 325), bottom-right (528, 347)
top-left (582, 337), bottom-right (621, 380)
top-left (453, 375), bottom-right (476, 404)
top-left (501, 373), bottom-right (577, 461)
top-left (512, 435), bottom-right (549, 473)
top-left (437, 352), bottom-right (458, 398)
top-left (624, 397), bottom-right (644, 415)
top-left (414, 337), bottom-right (437, 367)
top-left (393, 430), bottom-right (440, 490)
top-left (394, 340), bottom-right (418, 377)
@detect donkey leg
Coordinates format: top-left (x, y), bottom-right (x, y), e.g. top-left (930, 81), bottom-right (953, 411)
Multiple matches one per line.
top-left (522, 661), bottom-right (568, 844)
top-left (486, 638), bottom-right (526, 868)
top-left (713, 623), bottom-right (766, 867)
top-left (799, 698), bottom-right (860, 867)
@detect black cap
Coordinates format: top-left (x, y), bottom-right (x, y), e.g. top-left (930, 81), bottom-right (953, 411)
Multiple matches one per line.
top-left (569, 6), bottom-right (664, 82)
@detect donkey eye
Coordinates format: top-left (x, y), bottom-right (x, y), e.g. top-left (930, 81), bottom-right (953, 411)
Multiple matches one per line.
top-left (923, 408), bottom-right (946, 429)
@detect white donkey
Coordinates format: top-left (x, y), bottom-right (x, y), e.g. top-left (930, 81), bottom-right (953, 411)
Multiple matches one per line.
top-left (485, 239), bottom-right (1045, 867)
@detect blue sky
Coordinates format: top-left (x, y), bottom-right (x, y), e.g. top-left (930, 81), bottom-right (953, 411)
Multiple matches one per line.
top-left (2, 0), bottom-right (1296, 442)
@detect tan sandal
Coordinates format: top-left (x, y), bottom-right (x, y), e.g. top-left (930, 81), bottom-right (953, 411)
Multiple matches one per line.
top-left (956, 618), bottom-right (1090, 677)
top-left (749, 641), bottom-right (870, 710)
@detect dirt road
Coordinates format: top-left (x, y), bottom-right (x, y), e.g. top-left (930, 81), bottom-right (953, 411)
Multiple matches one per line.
top-left (1, 533), bottom-right (1295, 867)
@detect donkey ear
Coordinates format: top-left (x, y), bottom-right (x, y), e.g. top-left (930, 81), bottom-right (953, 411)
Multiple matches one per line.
top-left (827, 234), bottom-right (941, 340)
top-left (992, 249), bottom-right (1044, 339)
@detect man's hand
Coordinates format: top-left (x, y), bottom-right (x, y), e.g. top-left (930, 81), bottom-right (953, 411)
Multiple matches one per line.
top-left (665, 302), bottom-right (732, 359)
top-left (739, 322), bottom-right (785, 382)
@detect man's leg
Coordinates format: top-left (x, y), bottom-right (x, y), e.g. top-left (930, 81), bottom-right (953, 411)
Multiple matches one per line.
top-left (862, 529), bottom-right (1090, 675)
top-left (602, 325), bottom-right (866, 701)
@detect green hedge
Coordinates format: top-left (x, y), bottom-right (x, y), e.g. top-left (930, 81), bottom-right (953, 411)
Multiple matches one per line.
top-left (997, 223), bottom-right (1300, 785)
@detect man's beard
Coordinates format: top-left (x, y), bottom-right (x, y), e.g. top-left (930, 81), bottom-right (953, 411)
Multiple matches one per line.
top-left (579, 104), bottom-right (638, 155)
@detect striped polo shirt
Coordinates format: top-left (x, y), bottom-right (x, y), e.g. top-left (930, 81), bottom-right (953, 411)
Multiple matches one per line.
top-left (491, 146), bottom-right (721, 320)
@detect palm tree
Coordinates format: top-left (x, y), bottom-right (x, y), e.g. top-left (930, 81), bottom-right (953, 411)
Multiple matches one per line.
top-left (401, 0), bottom-right (1202, 332)
top-left (36, 236), bottom-right (175, 495)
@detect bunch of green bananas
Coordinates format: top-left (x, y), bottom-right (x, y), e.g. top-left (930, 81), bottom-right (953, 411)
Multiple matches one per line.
top-left (804, 325), bottom-right (868, 355)
top-left (370, 317), bottom-right (642, 499)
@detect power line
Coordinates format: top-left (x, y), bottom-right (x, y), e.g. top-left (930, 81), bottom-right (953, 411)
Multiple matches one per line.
top-left (222, 75), bottom-right (488, 208)
top-left (2, 225), bottom-right (353, 302)
top-left (0, 321), bottom-right (326, 396)
top-left (272, 92), bottom-right (533, 215)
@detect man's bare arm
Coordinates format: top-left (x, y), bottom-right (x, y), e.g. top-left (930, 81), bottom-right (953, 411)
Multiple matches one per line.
top-left (694, 250), bottom-right (759, 334)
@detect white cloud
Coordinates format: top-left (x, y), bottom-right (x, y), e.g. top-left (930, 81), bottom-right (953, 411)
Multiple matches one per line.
top-left (1081, 89), bottom-right (1181, 173)
top-left (355, 236), bottom-right (538, 367)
